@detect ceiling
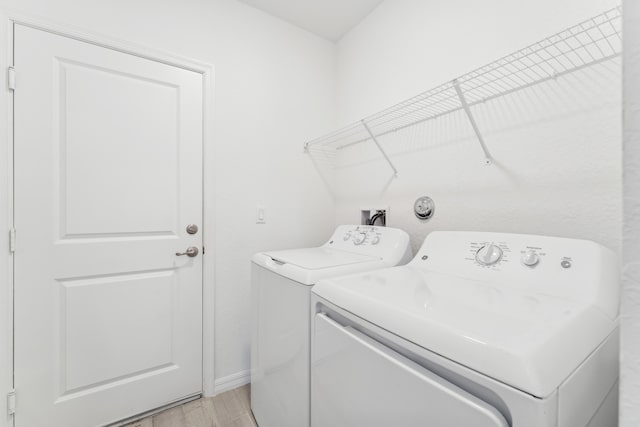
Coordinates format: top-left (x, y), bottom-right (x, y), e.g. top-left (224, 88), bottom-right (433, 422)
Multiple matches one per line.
top-left (237, 0), bottom-right (385, 41)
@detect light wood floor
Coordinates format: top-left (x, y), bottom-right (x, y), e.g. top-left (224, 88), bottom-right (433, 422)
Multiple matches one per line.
top-left (123, 385), bottom-right (257, 427)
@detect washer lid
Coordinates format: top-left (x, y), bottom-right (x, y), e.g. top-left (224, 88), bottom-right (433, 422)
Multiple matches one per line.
top-left (312, 266), bottom-right (617, 398)
top-left (253, 248), bottom-right (382, 285)
top-left (264, 248), bottom-right (380, 270)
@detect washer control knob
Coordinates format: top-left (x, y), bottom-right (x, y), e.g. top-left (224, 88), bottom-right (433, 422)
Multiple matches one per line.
top-left (371, 235), bottom-right (381, 245)
top-left (343, 232), bottom-right (352, 241)
top-left (475, 243), bottom-right (503, 266)
top-left (521, 250), bottom-right (539, 267)
top-left (353, 232), bottom-right (367, 245)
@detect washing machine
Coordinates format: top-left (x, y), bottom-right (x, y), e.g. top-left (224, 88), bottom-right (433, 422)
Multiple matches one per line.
top-left (251, 225), bottom-right (413, 427)
top-left (311, 231), bottom-right (619, 427)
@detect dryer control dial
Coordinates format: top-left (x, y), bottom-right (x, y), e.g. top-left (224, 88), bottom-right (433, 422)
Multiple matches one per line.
top-left (475, 243), bottom-right (503, 266)
top-left (521, 250), bottom-right (540, 267)
top-left (353, 232), bottom-right (367, 245)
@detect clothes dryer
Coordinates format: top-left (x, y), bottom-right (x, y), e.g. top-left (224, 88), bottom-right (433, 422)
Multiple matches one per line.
top-left (312, 231), bottom-right (619, 427)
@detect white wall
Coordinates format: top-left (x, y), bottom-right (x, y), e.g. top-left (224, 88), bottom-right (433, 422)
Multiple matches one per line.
top-left (622, 0), bottom-right (640, 424)
top-left (328, 0), bottom-right (621, 257)
top-left (0, 0), bottom-right (337, 397)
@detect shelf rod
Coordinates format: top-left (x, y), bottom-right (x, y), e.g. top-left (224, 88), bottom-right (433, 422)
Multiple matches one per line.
top-left (453, 79), bottom-right (493, 165)
top-left (361, 120), bottom-right (399, 177)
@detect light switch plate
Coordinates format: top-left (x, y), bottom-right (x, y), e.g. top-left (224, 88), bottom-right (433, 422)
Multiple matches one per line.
top-left (256, 205), bottom-right (266, 224)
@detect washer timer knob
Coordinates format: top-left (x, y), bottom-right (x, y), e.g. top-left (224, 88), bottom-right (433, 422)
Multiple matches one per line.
top-left (353, 232), bottom-right (367, 245)
top-left (475, 243), bottom-right (503, 266)
top-left (521, 250), bottom-right (540, 267)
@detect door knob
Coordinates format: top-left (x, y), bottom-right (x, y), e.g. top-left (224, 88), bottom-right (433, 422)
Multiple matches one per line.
top-left (176, 246), bottom-right (199, 257)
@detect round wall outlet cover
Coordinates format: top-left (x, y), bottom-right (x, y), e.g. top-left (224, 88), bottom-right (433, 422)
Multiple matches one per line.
top-left (414, 196), bottom-right (435, 221)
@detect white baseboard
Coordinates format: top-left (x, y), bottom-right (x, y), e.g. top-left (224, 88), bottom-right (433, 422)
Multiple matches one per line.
top-left (213, 369), bottom-right (251, 395)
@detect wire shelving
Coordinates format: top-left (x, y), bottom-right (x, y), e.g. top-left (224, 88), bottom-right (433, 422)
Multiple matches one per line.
top-left (304, 7), bottom-right (622, 174)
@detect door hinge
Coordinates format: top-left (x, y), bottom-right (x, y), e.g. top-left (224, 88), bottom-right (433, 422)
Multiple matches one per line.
top-left (7, 67), bottom-right (15, 91)
top-left (202, 246), bottom-right (205, 255)
top-left (9, 228), bottom-right (15, 253)
top-left (7, 389), bottom-right (15, 416)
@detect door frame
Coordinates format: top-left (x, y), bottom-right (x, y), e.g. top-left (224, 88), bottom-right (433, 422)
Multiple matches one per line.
top-left (0, 12), bottom-right (217, 427)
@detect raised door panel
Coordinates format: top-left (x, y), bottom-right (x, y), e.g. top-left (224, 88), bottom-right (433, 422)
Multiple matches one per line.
top-left (59, 60), bottom-right (180, 237)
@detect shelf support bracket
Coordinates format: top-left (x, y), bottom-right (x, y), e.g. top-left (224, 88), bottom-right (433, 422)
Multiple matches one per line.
top-left (453, 79), bottom-right (493, 165)
top-left (361, 120), bottom-right (399, 177)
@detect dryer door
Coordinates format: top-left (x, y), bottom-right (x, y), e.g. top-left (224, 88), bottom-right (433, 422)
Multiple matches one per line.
top-left (312, 314), bottom-right (509, 427)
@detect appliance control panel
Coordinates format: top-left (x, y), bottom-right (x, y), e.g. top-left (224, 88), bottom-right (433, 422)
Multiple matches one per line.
top-left (413, 232), bottom-right (605, 274)
top-left (340, 226), bottom-right (382, 247)
top-left (410, 231), bottom-right (618, 317)
top-left (466, 240), bottom-right (549, 269)
top-left (324, 225), bottom-right (412, 261)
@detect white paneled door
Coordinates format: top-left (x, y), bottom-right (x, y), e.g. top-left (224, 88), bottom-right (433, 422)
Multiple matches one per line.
top-left (13, 24), bottom-right (204, 427)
